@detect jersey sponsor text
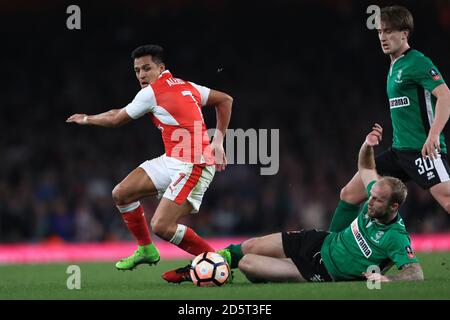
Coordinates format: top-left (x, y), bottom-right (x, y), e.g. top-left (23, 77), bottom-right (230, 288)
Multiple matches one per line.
top-left (389, 96), bottom-right (410, 109)
top-left (351, 219), bottom-right (372, 258)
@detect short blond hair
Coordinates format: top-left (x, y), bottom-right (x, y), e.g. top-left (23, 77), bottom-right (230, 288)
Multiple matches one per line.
top-left (378, 176), bottom-right (408, 206)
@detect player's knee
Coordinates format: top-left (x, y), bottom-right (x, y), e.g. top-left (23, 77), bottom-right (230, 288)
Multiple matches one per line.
top-left (339, 186), bottom-right (351, 202)
top-left (112, 184), bottom-right (128, 205)
top-left (340, 185), bottom-right (364, 204)
top-left (239, 256), bottom-right (268, 284)
top-left (150, 217), bottom-right (172, 240)
top-left (150, 217), bottom-right (165, 237)
top-left (238, 254), bottom-right (254, 273)
top-left (241, 237), bottom-right (260, 255)
top-left (443, 202), bottom-right (450, 214)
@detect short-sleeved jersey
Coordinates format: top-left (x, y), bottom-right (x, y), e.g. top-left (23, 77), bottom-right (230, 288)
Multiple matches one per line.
top-left (321, 181), bottom-right (418, 281)
top-left (387, 49), bottom-right (446, 152)
top-left (125, 70), bottom-right (212, 164)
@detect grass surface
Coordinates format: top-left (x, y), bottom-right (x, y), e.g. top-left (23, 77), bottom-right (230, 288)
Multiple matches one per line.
top-left (1, 252), bottom-right (450, 300)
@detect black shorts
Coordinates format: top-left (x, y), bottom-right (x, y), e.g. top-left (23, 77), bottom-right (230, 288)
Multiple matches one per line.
top-left (375, 148), bottom-right (450, 189)
top-left (282, 229), bottom-right (333, 282)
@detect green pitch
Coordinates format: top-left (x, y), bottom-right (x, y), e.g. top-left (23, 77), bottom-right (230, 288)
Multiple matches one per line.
top-left (1, 252), bottom-right (449, 300)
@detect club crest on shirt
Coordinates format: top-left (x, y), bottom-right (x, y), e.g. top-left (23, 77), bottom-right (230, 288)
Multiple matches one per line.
top-left (395, 69), bottom-right (403, 83)
top-left (370, 231), bottom-right (384, 243)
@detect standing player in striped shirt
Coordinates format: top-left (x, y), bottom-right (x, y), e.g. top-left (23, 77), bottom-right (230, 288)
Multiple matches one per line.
top-left (330, 6), bottom-right (450, 232)
top-left (67, 45), bottom-right (233, 271)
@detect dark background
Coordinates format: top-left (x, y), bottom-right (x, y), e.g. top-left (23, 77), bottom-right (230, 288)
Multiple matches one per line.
top-left (1, 0), bottom-right (450, 243)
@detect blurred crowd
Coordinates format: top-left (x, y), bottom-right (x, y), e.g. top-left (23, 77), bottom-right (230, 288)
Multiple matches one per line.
top-left (1, 0), bottom-right (450, 243)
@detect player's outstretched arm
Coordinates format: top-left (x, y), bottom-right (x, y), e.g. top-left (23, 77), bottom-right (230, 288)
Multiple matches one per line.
top-left (358, 123), bottom-right (383, 188)
top-left (422, 83), bottom-right (450, 159)
top-left (363, 262), bottom-right (424, 282)
top-left (205, 89), bottom-right (233, 171)
top-left (66, 108), bottom-right (132, 128)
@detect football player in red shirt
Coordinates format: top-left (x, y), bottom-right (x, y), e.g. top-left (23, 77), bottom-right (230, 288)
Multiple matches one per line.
top-left (67, 45), bottom-right (232, 274)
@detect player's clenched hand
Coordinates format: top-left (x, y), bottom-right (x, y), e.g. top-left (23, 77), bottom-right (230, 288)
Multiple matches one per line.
top-left (362, 272), bottom-right (390, 282)
top-left (66, 114), bottom-right (88, 125)
top-left (365, 123), bottom-right (383, 147)
top-left (421, 133), bottom-right (440, 160)
top-left (211, 141), bottom-right (227, 172)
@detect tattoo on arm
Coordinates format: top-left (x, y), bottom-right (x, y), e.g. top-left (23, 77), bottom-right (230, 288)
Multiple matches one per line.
top-left (386, 263), bottom-right (424, 281)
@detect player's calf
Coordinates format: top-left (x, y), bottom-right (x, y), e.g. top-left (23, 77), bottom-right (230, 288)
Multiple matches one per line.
top-left (166, 224), bottom-right (215, 256)
top-left (150, 217), bottom-right (178, 240)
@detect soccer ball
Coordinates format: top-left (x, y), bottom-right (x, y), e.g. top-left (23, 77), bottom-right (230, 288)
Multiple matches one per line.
top-left (190, 252), bottom-right (230, 287)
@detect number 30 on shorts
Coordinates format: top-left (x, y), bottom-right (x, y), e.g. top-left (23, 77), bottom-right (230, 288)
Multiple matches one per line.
top-left (415, 157), bottom-right (435, 175)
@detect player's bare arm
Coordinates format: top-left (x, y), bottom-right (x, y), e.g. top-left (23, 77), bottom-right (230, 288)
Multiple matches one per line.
top-left (204, 89), bottom-right (233, 171)
top-left (422, 83), bottom-right (450, 159)
top-left (66, 108), bottom-right (132, 128)
top-left (387, 263), bottom-right (424, 281)
top-left (363, 262), bottom-right (424, 282)
top-left (358, 123), bottom-right (383, 188)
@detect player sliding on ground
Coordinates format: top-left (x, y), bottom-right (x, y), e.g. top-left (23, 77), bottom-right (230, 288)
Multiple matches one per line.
top-left (67, 45), bottom-right (232, 271)
top-left (166, 124), bottom-right (424, 283)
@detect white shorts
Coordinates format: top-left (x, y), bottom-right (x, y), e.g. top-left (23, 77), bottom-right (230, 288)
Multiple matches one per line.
top-left (139, 154), bottom-right (216, 213)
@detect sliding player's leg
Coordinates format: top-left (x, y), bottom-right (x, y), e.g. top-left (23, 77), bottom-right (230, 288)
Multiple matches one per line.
top-left (219, 233), bottom-right (286, 269)
top-left (329, 172), bottom-right (366, 232)
top-left (238, 254), bottom-right (305, 283)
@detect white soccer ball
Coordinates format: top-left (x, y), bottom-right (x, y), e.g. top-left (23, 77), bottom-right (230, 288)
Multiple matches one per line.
top-left (190, 252), bottom-right (230, 287)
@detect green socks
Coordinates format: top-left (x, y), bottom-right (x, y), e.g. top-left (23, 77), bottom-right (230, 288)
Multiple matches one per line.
top-left (226, 244), bottom-right (244, 269)
top-left (329, 200), bottom-right (360, 232)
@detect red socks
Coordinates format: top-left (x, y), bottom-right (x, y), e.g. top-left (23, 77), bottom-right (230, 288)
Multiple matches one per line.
top-left (117, 202), bottom-right (212, 256)
top-left (170, 224), bottom-right (214, 255)
top-left (117, 202), bottom-right (151, 246)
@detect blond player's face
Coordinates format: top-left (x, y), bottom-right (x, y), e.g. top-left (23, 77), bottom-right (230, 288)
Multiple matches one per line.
top-left (367, 182), bottom-right (392, 219)
top-left (377, 23), bottom-right (408, 56)
top-left (134, 55), bottom-right (164, 88)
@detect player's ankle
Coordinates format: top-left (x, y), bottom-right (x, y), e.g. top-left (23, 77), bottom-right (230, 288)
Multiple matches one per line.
top-left (139, 243), bottom-right (158, 254)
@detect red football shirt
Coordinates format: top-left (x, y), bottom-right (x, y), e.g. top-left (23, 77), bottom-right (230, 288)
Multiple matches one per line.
top-left (125, 70), bottom-right (212, 164)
